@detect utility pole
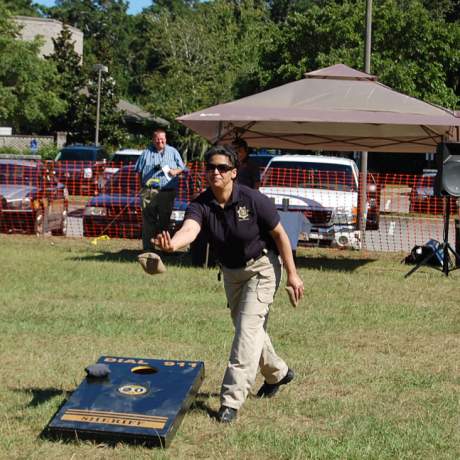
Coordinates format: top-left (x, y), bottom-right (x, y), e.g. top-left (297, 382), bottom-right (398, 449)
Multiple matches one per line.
top-left (359, 0), bottom-right (372, 240)
top-left (93, 64), bottom-right (108, 145)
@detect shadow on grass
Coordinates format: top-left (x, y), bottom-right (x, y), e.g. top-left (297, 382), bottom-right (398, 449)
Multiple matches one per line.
top-left (190, 391), bottom-right (220, 419)
top-left (294, 254), bottom-right (377, 272)
top-left (69, 249), bottom-right (375, 273)
top-left (68, 248), bottom-right (143, 263)
top-left (13, 387), bottom-right (70, 407)
top-left (68, 249), bottom-right (217, 270)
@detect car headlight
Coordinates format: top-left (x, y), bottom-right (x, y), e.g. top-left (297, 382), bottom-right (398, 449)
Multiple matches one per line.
top-left (84, 168), bottom-right (93, 179)
top-left (84, 206), bottom-right (107, 216)
top-left (368, 184), bottom-right (377, 193)
top-left (170, 210), bottom-right (185, 222)
top-left (333, 206), bottom-right (357, 224)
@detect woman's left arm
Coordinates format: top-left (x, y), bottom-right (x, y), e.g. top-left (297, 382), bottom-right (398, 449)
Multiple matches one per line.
top-left (270, 223), bottom-right (304, 301)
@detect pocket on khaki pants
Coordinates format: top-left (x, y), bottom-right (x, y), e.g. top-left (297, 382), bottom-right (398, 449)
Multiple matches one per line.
top-left (256, 270), bottom-right (276, 304)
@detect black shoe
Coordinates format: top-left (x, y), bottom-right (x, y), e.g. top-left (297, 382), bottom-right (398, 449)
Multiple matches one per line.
top-left (257, 368), bottom-right (295, 398)
top-left (216, 406), bottom-right (237, 423)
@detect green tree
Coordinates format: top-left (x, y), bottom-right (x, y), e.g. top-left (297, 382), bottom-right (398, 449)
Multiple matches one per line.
top-left (46, 1), bottom-right (131, 146)
top-left (127, 12), bottom-right (162, 99)
top-left (72, 71), bottom-right (127, 147)
top-left (0, 6), bottom-right (66, 132)
top-left (46, 25), bottom-right (87, 134)
top-left (420, 0), bottom-right (459, 21)
top-left (372, 0), bottom-right (459, 108)
top-left (49, 0), bottom-right (136, 96)
top-left (141, 0), bottom-right (275, 158)
top-left (145, 0), bottom-right (199, 16)
top-left (255, 0), bottom-right (459, 109)
top-left (1, 0), bottom-right (39, 15)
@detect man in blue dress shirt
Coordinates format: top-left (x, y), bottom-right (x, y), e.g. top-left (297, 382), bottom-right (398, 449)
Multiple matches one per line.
top-left (135, 129), bottom-right (186, 250)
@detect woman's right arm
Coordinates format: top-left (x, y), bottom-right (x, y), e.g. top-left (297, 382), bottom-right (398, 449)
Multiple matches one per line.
top-left (153, 219), bottom-right (201, 252)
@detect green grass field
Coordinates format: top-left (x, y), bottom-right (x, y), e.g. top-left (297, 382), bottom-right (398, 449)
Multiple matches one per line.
top-left (0, 235), bottom-right (459, 459)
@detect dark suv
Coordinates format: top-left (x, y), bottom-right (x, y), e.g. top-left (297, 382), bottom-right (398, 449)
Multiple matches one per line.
top-left (54, 144), bottom-right (108, 195)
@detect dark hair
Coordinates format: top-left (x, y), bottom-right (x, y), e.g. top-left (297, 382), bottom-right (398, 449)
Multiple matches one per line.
top-left (232, 138), bottom-right (248, 150)
top-left (204, 145), bottom-right (239, 169)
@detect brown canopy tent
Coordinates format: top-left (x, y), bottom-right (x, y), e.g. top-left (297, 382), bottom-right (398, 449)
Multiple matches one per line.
top-left (177, 64), bottom-right (460, 153)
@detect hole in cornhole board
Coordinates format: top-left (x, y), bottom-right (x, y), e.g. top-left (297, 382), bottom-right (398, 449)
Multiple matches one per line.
top-left (131, 365), bottom-right (158, 374)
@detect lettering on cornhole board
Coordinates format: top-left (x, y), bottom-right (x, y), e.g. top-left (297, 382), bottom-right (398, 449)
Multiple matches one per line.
top-left (44, 356), bottom-right (205, 447)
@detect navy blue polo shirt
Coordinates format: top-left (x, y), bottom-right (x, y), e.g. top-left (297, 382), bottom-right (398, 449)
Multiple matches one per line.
top-left (185, 183), bottom-right (280, 268)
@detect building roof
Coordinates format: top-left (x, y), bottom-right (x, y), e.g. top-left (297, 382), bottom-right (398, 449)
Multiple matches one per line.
top-left (117, 100), bottom-right (169, 127)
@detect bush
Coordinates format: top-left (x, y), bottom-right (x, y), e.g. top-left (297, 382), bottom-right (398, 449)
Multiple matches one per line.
top-left (39, 143), bottom-right (60, 160)
top-left (0, 144), bottom-right (59, 159)
top-left (0, 146), bottom-right (21, 155)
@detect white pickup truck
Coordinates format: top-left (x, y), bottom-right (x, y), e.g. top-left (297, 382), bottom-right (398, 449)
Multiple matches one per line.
top-left (260, 155), bottom-right (377, 249)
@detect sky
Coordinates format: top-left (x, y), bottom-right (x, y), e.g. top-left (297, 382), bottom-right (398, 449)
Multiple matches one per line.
top-left (37, 0), bottom-right (152, 15)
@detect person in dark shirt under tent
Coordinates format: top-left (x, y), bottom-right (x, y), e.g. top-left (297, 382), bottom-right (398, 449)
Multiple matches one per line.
top-left (232, 138), bottom-right (261, 189)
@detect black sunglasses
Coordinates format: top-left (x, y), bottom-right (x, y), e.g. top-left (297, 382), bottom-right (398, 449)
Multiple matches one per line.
top-left (205, 163), bottom-right (234, 173)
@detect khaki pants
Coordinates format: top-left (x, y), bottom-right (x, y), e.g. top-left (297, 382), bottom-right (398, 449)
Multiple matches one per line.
top-left (140, 187), bottom-right (175, 250)
top-left (220, 250), bottom-right (288, 410)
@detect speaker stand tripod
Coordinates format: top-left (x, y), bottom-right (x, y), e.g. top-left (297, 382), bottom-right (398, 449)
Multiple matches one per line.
top-left (405, 197), bottom-right (460, 278)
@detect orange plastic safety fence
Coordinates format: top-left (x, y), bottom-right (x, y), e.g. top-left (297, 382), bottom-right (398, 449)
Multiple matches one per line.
top-left (2, 159), bottom-right (459, 255)
top-left (81, 163), bottom-right (141, 239)
top-left (362, 172), bottom-right (458, 253)
top-left (0, 158), bottom-right (67, 235)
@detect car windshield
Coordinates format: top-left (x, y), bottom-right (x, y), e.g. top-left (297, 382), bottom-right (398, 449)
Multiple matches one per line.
top-left (103, 168), bottom-right (139, 194)
top-left (111, 154), bottom-right (141, 164)
top-left (262, 161), bottom-right (356, 192)
top-left (60, 148), bottom-right (103, 161)
top-left (0, 163), bottom-right (43, 185)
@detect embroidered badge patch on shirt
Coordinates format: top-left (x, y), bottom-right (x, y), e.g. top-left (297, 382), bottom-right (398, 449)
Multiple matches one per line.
top-left (236, 205), bottom-right (250, 221)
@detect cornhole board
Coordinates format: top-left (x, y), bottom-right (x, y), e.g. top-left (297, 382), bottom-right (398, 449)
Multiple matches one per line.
top-left (44, 356), bottom-right (205, 447)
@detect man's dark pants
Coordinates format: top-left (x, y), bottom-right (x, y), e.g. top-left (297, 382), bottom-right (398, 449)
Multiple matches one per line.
top-left (140, 187), bottom-right (176, 250)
